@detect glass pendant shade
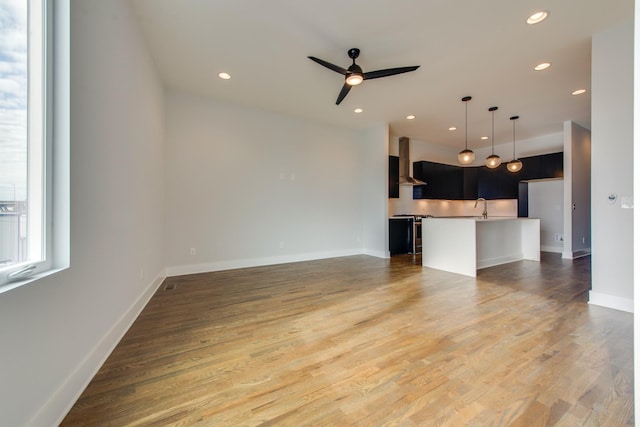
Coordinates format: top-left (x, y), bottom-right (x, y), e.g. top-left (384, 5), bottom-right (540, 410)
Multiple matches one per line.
top-left (507, 159), bottom-right (523, 172)
top-left (458, 96), bottom-right (474, 165)
top-left (485, 106), bottom-right (501, 169)
top-left (458, 149), bottom-right (475, 164)
top-left (486, 154), bottom-right (501, 169)
top-left (507, 115), bottom-right (522, 173)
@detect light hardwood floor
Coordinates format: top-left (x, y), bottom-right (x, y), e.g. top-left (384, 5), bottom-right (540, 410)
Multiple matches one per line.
top-left (61, 253), bottom-right (633, 426)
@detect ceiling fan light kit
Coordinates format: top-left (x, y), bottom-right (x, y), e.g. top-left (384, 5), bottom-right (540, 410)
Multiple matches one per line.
top-left (457, 96), bottom-right (475, 165)
top-left (345, 73), bottom-right (363, 86)
top-left (308, 48), bottom-right (420, 105)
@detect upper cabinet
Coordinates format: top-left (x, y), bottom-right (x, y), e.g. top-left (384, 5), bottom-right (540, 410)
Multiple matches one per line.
top-left (413, 161), bottom-right (463, 199)
top-left (538, 152), bottom-right (564, 179)
top-left (413, 152), bottom-right (563, 200)
top-left (462, 167), bottom-right (478, 200)
top-left (477, 166), bottom-right (499, 199)
top-left (389, 156), bottom-right (399, 198)
top-left (519, 152), bottom-right (563, 181)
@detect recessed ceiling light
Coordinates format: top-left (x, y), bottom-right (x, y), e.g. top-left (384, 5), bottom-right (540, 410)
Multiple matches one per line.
top-left (449, 127), bottom-right (457, 131)
top-left (534, 62), bottom-right (551, 71)
top-left (218, 72), bottom-right (231, 80)
top-left (354, 108), bottom-right (363, 113)
top-left (406, 115), bottom-right (416, 120)
top-left (572, 89), bottom-right (587, 95)
top-left (481, 136), bottom-right (489, 140)
top-left (527, 11), bottom-right (549, 25)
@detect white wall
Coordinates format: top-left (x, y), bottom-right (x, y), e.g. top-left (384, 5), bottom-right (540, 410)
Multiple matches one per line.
top-left (164, 90), bottom-right (382, 275)
top-left (591, 20), bottom-right (634, 312)
top-left (0, 1), bottom-right (167, 425)
top-left (529, 180), bottom-right (564, 253)
top-left (633, 0), bottom-right (640, 417)
top-left (563, 121), bottom-right (591, 258)
top-left (359, 124), bottom-right (390, 258)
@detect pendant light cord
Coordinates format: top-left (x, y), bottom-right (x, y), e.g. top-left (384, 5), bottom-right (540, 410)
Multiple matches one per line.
top-left (491, 110), bottom-right (495, 155)
top-left (512, 119), bottom-right (516, 159)
top-left (490, 106), bottom-right (497, 155)
top-left (465, 101), bottom-right (468, 150)
top-left (510, 115), bottom-right (520, 160)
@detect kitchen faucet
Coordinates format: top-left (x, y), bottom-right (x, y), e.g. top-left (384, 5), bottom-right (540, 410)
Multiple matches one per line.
top-left (475, 197), bottom-right (487, 219)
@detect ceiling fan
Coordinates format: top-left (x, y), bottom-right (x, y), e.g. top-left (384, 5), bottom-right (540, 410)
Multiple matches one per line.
top-left (308, 48), bottom-right (420, 105)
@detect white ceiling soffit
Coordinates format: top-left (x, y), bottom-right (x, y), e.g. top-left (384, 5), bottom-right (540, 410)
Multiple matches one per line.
top-left (131, 0), bottom-right (633, 150)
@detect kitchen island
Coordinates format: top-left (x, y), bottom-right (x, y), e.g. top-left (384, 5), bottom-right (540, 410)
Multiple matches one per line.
top-left (422, 217), bottom-right (540, 277)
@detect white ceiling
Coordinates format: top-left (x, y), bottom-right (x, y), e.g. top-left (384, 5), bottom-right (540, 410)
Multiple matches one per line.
top-left (131, 0), bottom-right (633, 151)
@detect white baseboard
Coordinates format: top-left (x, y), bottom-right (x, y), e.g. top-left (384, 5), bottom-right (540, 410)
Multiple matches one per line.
top-left (30, 271), bottom-right (166, 427)
top-left (165, 249), bottom-right (364, 277)
top-left (588, 291), bottom-right (634, 313)
top-left (477, 254), bottom-right (522, 270)
top-left (541, 245), bottom-right (562, 253)
top-left (363, 248), bottom-right (389, 259)
top-left (562, 249), bottom-right (591, 259)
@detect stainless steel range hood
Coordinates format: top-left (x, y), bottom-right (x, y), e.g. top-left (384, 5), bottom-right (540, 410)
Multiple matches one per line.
top-left (398, 136), bottom-right (426, 185)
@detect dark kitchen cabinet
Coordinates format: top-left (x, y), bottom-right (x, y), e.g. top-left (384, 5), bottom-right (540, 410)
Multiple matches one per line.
top-left (389, 218), bottom-right (413, 255)
top-left (444, 164), bottom-right (464, 199)
top-left (412, 161), bottom-right (432, 199)
top-left (518, 152), bottom-right (563, 180)
top-left (538, 152), bottom-right (564, 179)
top-left (412, 152), bottom-right (563, 200)
top-left (520, 156), bottom-right (540, 180)
top-left (389, 156), bottom-right (399, 198)
top-left (478, 164), bottom-right (520, 200)
top-left (462, 167), bottom-right (478, 199)
top-left (518, 182), bottom-right (529, 217)
top-left (413, 161), bottom-right (463, 199)
top-left (497, 164), bottom-right (520, 199)
top-left (477, 166), bottom-right (499, 199)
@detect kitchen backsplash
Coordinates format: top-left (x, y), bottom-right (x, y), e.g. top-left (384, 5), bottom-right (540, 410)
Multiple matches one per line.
top-left (389, 186), bottom-right (517, 217)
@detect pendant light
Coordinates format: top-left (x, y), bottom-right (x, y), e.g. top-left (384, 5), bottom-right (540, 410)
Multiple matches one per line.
top-left (457, 96), bottom-right (475, 165)
top-left (507, 115), bottom-right (523, 172)
top-left (485, 106), bottom-right (501, 169)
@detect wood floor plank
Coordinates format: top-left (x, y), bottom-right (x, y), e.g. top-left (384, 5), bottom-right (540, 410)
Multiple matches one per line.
top-left (61, 253), bottom-right (633, 426)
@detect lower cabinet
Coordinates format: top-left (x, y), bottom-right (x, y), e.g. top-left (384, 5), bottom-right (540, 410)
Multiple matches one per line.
top-left (389, 218), bottom-right (413, 255)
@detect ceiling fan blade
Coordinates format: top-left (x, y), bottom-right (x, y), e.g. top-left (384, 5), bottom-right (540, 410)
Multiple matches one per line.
top-left (364, 65), bottom-right (420, 80)
top-left (336, 83), bottom-right (352, 105)
top-left (308, 56), bottom-right (347, 75)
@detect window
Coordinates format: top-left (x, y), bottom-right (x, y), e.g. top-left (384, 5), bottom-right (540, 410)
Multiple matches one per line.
top-left (0, 0), bottom-right (66, 290)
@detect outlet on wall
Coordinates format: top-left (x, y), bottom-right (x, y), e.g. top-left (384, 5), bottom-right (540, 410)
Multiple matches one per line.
top-left (190, 247), bottom-right (197, 255)
top-left (555, 233), bottom-right (564, 242)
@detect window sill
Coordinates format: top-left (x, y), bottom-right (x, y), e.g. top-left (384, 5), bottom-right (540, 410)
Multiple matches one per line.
top-left (0, 266), bottom-right (69, 295)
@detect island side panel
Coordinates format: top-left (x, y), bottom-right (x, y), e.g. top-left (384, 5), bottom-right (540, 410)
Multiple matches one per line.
top-left (476, 219), bottom-right (523, 269)
top-left (521, 218), bottom-right (541, 261)
top-left (422, 218), bottom-right (477, 277)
